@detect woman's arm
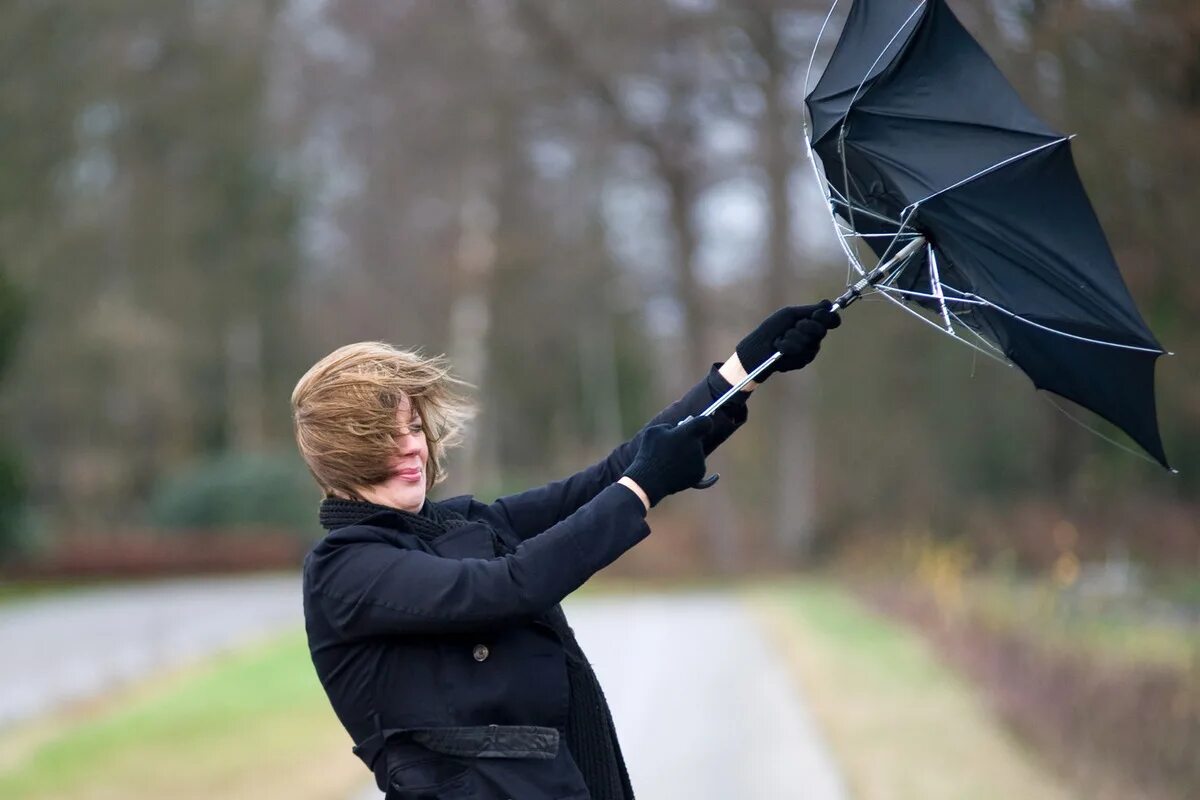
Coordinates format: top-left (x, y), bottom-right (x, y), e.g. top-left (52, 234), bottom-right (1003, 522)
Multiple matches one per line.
top-left (308, 420), bottom-right (710, 637)
top-left (483, 360), bottom-right (751, 541)
top-left (308, 483), bottom-right (649, 639)
top-left (717, 351), bottom-right (758, 391)
top-left (478, 301), bottom-right (838, 542)
top-left (617, 475), bottom-right (650, 511)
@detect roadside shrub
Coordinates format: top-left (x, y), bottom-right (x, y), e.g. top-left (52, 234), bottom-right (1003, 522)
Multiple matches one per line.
top-left (0, 270), bottom-right (27, 559)
top-left (0, 446), bottom-right (27, 559)
top-left (146, 451), bottom-right (319, 536)
top-left (865, 581), bottom-right (1200, 800)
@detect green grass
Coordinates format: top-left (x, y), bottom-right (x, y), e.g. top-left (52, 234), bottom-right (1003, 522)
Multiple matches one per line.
top-left (0, 631), bottom-right (362, 800)
top-left (749, 579), bottom-right (1075, 800)
top-left (0, 580), bottom-right (90, 607)
top-left (964, 575), bottom-right (1200, 670)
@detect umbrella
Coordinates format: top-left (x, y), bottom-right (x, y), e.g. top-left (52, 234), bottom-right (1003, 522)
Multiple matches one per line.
top-left (751, 0), bottom-right (1171, 468)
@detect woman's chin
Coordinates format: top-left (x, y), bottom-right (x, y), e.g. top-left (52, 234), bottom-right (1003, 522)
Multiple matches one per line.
top-left (386, 486), bottom-right (426, 512)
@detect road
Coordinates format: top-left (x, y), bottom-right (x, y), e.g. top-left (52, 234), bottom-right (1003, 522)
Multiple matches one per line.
top-left (0, 578), bottom-right (844, 798)
top-left (356, 592), bottom-right (846, 800)
top-left (0, 574), bottom-right (301, 728)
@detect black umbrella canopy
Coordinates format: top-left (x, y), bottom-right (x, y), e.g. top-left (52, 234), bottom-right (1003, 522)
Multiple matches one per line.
top-left (805, 0), bottom-right (1170, 468)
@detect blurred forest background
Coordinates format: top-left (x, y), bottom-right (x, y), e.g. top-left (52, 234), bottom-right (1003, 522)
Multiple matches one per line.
top-left (1, 0), bottom-right (1195, 567)
top-left (0, 2), bottom-right (1197, 798)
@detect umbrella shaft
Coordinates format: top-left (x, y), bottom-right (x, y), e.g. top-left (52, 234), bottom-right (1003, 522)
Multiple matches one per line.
top-left (696, 235), bottom-right (926, 418)
top-left (832, 235), bottom-right (927, 312)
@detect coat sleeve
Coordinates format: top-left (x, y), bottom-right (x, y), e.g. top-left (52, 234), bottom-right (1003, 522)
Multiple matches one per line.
top-left (308, 484), bottom-right (649, 639)
top-left (486, 363), bottom-right (750, 541)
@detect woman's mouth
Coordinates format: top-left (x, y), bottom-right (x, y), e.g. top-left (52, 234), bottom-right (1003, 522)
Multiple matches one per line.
top-left (394, 468), bottom-right (422, 483)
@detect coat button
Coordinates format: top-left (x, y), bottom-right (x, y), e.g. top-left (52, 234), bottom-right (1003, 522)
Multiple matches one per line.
top-left (472, 644), bottom-right (490, 662)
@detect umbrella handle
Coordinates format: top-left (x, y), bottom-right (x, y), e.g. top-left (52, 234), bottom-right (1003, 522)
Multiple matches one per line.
top-left (695, 235), bottom-right (928, 422)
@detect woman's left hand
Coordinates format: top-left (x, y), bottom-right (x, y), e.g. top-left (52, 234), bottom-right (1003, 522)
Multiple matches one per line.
top-left (734, 300), bottom-right (842, 381)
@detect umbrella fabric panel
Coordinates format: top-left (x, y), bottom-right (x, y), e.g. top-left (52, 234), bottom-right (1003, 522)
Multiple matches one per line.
top-left (999, 318), bottom-right (1167, 467)
top-left (815, 136), bottom-right (911, 240)
top-left (809, 0), bottom-right (1059, 149)
top-left (840, 115), bottom-right (1059, 209)
top-left (919, 142), bottom-right (1161, 347)
top-left (852, 0), bottom-right (1060, 141)
top-left (807, 0), bottom-right (924, 145)
top-left (813, 0), bottom-right (1062, 204)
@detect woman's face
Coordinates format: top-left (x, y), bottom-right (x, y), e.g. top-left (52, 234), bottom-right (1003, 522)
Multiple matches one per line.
top-left (357, 397), bottom-right (429, 512)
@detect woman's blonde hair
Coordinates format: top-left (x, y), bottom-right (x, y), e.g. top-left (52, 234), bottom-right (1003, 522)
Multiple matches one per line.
top-left (291, 342), bottom-right (474, 499)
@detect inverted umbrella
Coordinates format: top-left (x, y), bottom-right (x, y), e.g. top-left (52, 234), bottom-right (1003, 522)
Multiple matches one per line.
top-left (700, 0), bottom-right (1171, 471)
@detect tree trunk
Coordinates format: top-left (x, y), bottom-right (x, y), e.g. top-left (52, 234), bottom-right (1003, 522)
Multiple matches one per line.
top-left (445, 183), bottom-right (499, 496)
top-left (757, 6), bottom-right (815, 560)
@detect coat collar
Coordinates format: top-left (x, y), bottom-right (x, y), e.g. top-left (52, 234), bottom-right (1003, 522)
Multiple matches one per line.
top-left (318, 496), bottom-right (467, 541)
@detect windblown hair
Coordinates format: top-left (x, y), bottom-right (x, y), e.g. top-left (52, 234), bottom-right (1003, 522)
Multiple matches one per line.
top-left (291, 342), bottom-right (474, 499)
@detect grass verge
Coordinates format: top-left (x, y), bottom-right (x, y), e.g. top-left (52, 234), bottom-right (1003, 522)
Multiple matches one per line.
top-left (0, 631), bottom-right (367, 800)
top-left (0, 580), bottom-right (89, 607)
top-left (962, 573), bottom-right (1199, 670)
top-left (748, 579), bottom-right (1074, 800)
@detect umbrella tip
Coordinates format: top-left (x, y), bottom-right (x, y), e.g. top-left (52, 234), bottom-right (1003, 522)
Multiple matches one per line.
top-left (1166, 351), bottom-right (1176, 357)
top-left (1169, 467), bottom-right (1180, 476)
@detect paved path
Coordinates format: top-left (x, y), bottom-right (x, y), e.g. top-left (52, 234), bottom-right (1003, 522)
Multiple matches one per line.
top-left (0, 574), bottom-right (301, 728)
top-left (0, 579), bottom-right (842, 797)
top-left (356, 593), bottom-right (845, 800)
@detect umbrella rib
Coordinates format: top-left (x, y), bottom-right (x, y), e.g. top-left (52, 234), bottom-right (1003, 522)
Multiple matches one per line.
top-left (832, 213), bottom-right (872, 250)
top-left (853, 106), bottom-right (1062, 140)
top-left (874, 284), bottom-right (1008, 358)
top-left (876, 285), bottom-right (986, 306)
top-left (826, 181), bottom-right (855, 211)
top-left (804, 78), bottom-right (870, 282)
top-left (874, 290), bottom-right (1013, 367)
top-left (883, 290), bottom-right (1166, 467)
top-left (873, 240), bottom-right (924, 292)
top-left (829, 201), bottom-right (869, 279)
top-left (881, 281), bottom-right (1008, 358)
top-left (833, 219), bottom-right (919, 287)
top-left (802, 0), bottom-right (842, 100)
top-left (905, 136), bottom-right (1072, 210)
top-left (931, 198), bottom-right (1152, 334)
top-left (931, 284), bottom-right (1166, 352)
top-left (1039, 393), bottom-right (1177, 473)
top-left (839, 131), bottom-right (860, 234)
top-left (928, 244), bottom-right (953, 332)
top-left (955, 292), bottom-right (1161, 355)
top-left (867, 205), bottom-right (920, 274)
top-left (829, 196), bottom-right (904, 227)
top-left (947, 308), bottom-right (1007, 357)
top-left (805, 0), bottom-right (925, 294)
top-left (876, 264), bottom-right (908, 289)
top-left (834, 0), bottom-right (926, 236)
top-left (840, 0), bottom-right (928, 128)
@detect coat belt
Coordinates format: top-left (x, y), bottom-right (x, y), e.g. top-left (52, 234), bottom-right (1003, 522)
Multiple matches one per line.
top-left (354, 721), bottom-right (560, 769)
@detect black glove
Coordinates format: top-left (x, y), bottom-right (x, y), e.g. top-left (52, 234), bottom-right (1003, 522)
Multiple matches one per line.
top-left (735, 300), bottom-right (842, 381)
top-left (623, 416), bottom-right (715, 507)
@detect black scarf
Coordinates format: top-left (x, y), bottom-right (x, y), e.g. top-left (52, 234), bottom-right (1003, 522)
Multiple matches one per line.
top-left (318, 496), bottom-right (634, 800)
top-left (319, 496), bottom-right (469, 538)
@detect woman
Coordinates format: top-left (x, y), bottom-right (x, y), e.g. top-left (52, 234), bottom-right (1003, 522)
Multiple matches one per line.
top-left (293, 302), bottom-right (840, 800)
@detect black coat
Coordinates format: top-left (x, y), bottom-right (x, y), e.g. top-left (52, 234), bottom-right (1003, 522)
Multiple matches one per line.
top-left (302, 367), bottom-right (748, 800)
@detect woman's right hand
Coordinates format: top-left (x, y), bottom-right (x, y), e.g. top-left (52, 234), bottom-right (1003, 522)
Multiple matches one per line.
top-left (735, 300), bottom-right (841, 380)
top-left (621, 416), bottom-right (715, 508)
